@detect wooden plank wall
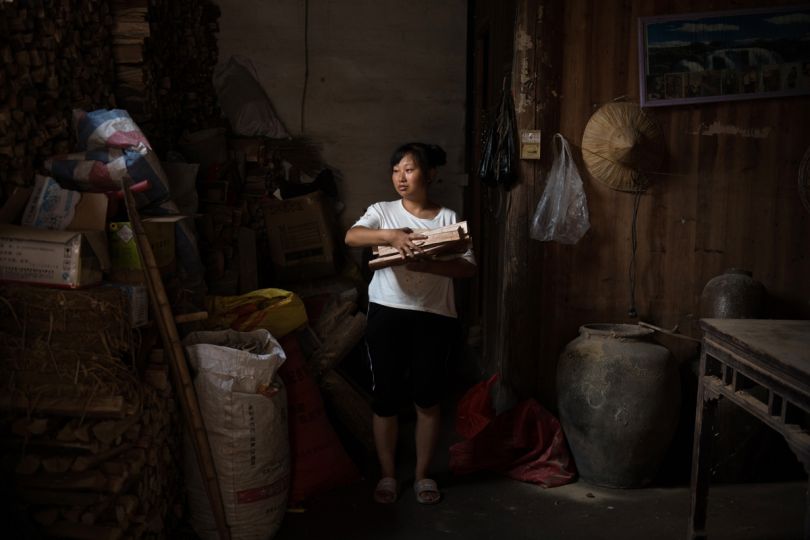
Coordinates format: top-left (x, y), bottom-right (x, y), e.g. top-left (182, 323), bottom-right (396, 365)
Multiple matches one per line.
top-left (473, 0), bottom-right (810, 409)
top-left (528, 0), bottom-right (810, 405)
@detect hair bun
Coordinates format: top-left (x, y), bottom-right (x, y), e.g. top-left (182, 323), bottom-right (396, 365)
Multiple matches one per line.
top-left (425, 144), bottom-right (446, 167)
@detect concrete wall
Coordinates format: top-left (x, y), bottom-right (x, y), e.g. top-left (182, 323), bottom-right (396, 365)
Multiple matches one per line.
top-left (215, 0), bottom-right (469, 231)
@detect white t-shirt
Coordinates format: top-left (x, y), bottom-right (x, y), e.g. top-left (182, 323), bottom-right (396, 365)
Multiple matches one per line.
top-left (352, 200), bottom-right (476, 318)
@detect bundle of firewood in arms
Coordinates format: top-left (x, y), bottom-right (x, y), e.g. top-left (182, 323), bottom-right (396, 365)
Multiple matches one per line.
top-left (369, 221), bottom-right (472, 270)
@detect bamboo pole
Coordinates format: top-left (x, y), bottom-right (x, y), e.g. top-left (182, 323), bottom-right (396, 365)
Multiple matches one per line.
top-left (122, 184), bottom-right (231, 540)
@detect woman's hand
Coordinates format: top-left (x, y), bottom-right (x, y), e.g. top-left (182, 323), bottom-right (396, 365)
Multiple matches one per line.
top-left (388, 228), bottom-right (427, 258)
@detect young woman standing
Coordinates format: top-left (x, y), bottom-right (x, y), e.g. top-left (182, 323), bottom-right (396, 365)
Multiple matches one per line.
top-left (345, 142), bottom-right (476, 505)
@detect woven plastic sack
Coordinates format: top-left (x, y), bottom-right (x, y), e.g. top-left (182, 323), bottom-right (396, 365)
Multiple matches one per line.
top-left (73, 108), bottom-right (153, 151)
top-left (214, 56), bottom-right (290, 139)
top-left (530, 133), bottom-right (590, 244)
top-left (44, 148), bottom-right (171, 209)
top-left (205, 288), bottom-right (308, 338)
top-left (183, 329), bottom-right (290, 540)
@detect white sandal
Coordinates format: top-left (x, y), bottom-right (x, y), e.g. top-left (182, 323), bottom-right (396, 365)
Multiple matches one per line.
top-left (414, 478), bottom-right (441, 505)
top-left (373, 477), bottom-right (398, 504)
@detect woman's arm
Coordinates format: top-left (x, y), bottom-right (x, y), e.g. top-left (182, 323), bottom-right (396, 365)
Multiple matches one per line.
top-left (345, 226), bottom-right (427, 258)
top-left (405, 258), bottom-right (477, 278)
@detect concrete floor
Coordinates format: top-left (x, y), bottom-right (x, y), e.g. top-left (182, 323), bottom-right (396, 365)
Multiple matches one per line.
top-left (276, 474), bottom-right (806, 540)
top-left (275, 398), bottom-right (807, 540)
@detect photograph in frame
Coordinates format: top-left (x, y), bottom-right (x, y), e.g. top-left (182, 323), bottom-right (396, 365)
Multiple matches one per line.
top-left (639, 5), bottom-right (810, 107)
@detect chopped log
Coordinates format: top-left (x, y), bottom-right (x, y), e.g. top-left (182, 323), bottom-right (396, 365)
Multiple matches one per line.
top-left (4, 436), bottom-right (103, 454)
top-left (17, 470), bottom-right (109, 492)
top-left (100, 461), bottom-right (128, 477)
top-left (41, 456), bottom-right (75, 473)
top-left (54, 420), bottom-right (94, 444)
top-left (61, 507), bottom-right (83, 524)
top-left (0, 395), bottom-right (126, 418)
top-left (72, 443), bottom-right (133, 472)
top-left (92, 415), bottom-right (141, 446)
top-left (113, 495), bottom-right (139, 524)
top-left (45, 521), bottom-right (124, 540)
top-left (16, 488), bottom-right (107, 507)
top-left (74, 423), bottom-right (91, 443)
top-left (33, 507), bottom-right (60, 527)
top-left (80, 497), bottom-right (115, 525)
top-left (112, 44), bottom-right (144, 64)
top-left (143, 365), bottom-right (170, 392)
top-left (15, 454), bottom-right (41, 475)
top-left (11, 417), bottom-right (49, 437)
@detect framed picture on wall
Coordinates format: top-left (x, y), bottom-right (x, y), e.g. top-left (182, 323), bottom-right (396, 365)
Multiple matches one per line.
top-left (638, 5), bottom-right (810, 107)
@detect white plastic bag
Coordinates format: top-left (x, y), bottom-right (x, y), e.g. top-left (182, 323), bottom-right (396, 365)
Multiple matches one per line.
top-left (213, 56), bottom-right (290, 139)
top-left (530, 133), bottom-right (590, 244)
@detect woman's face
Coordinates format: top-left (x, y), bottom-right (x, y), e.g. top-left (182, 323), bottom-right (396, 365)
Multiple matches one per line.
top-left (392, 153), bottom-right (430, 200)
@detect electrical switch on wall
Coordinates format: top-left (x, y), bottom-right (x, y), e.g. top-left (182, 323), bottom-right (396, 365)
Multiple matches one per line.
top-left (520, 130), bottom-right (541, 159)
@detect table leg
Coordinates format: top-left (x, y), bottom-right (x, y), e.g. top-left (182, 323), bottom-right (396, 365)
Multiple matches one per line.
top-left (689, 373), bottom-right (719, 540)
top-left (783, 438), bottom-right (810, 539)
top-left (805, 477), bottom-right (810, 540)
top-left (797, 458), bottom-right (810, 540)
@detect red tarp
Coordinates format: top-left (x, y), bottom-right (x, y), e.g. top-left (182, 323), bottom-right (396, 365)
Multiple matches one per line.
top-left (450, 375), bottom-right (577, 487)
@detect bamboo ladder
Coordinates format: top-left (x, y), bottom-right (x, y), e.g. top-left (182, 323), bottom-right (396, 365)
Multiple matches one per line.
top-left (122, 184), bottom-right (231, 540)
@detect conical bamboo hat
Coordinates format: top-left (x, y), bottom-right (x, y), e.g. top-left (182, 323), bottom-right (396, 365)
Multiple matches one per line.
top-left (581, 102), bottom-right (663, 192)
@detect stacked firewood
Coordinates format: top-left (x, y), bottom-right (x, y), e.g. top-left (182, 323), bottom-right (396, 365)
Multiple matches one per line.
top-left (110, 1), bottom-right (152, 119)
top-left (0, 0), bottom-right (221, 195)
top-left (0, 286), bottom-right (181, 539)
top-left (110, 0), bottom-right (222, 153)
top-left (0, 0), bottom-right (117, 190)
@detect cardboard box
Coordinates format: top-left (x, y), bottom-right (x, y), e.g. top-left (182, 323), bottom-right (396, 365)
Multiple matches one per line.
top-left (108, 216), bottom-right (185, 283)
top-left (263, 192), bottom-right (336, 281)
top-left (104, 282), bottom-right (149, 328)
top-left (21, 175), bottom-right (108, 231)
top-left (0, 225), bottom-right (110, 288)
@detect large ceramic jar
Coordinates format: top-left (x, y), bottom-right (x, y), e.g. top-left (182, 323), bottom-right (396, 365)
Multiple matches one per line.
top-left (557, 324), bottom-right (680, 488)
top-left (700, 268), bottom-right (766, 319)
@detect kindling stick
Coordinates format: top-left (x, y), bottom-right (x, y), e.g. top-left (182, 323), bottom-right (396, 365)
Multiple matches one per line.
top-left (638, 321), bottom-right (702, 343)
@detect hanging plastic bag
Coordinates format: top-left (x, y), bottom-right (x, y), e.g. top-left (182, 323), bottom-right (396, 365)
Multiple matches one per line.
top-left (477, 79), bottom-right (517, 189)
top-left (213, 56), bottom-right (291, 139)
top-left (477, 122), bottom-right (498, 185)
top-left (529, 133), bottom-right (590, 244)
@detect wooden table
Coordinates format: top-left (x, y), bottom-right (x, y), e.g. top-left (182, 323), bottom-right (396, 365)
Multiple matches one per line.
top-left (690, 319), bottom-right (810, 539)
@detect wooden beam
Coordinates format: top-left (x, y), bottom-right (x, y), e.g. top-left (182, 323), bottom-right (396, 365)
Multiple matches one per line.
top-left (496, 0), bottom-right (563, 401)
